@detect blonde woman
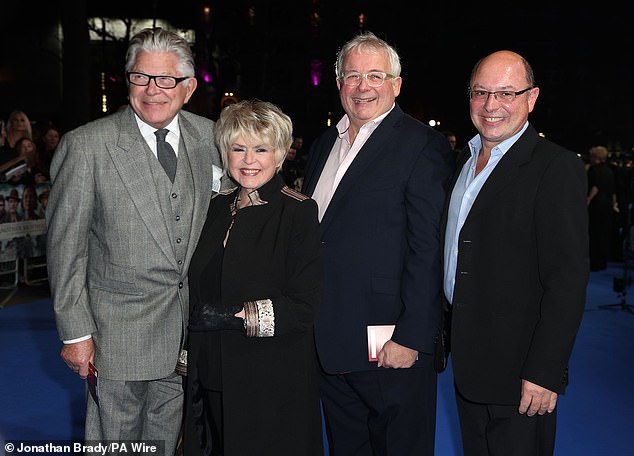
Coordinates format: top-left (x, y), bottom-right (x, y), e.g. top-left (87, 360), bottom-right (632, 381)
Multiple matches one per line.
top-left (185, 99), bottom-right (324, 456)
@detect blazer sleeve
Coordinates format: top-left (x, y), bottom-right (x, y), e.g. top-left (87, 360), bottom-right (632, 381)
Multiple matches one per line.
top-left (392, 130), bottom-right (455, 354)
top-left (269, 198), bottom-right (324, 336)
top-left (522, 148), bottom-right (588, 393)
top-left (46, 129), bottom-right (97, 341)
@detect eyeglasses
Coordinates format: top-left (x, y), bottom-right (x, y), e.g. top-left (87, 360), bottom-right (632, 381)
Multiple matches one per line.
top-left (126, 72), bottom-right (190, 89)
top-left (340, 71), bottom-right (396, 88)
top-left (468, 87), bottom-right (533, 103)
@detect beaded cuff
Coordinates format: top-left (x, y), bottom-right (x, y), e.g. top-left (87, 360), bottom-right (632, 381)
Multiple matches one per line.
top-left (243, 299), bottom-right (275, 337)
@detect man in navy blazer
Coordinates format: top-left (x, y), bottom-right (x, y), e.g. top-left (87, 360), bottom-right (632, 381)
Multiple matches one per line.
top-left (443, 50), bottom-right (588, 455)
top-left (302, 31), bottom-right (454, 455)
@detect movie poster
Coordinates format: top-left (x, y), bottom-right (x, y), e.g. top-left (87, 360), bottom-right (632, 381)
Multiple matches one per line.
top-left (0, 183), bottom-right (49, 261)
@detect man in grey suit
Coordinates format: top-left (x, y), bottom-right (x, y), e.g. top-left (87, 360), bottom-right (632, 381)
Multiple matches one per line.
top-left (46, 28), bottom-right (223, 454)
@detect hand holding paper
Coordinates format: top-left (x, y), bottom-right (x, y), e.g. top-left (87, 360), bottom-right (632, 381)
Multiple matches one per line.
top-left (367, 325), bottom-right (395, 362)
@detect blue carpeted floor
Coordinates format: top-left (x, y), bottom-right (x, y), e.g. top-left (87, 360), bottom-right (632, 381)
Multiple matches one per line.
top-left (1, 263), bottom-right (633, 454)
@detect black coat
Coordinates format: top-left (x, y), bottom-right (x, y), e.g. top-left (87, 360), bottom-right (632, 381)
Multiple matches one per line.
top-left (443, 125), bottom-right (589, 405)
top-left (187, 174), bottom-right (324, 455)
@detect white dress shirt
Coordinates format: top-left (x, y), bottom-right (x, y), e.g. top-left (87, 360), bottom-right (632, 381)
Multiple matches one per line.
top-left (135, 114), bottom-right (181, 157)
top-left (312, 105), bottom-right (394, 221)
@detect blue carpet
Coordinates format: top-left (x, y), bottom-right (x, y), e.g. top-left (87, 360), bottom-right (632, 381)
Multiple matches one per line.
top-left (0, 299), bottom-right (85, 443)
top-left (1, 263), bottom-right (633, 454)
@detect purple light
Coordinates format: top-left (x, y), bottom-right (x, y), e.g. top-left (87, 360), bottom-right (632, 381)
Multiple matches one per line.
top-left (310, 59), bottom-right (323, 87)
top-left (200, 69), bottom-right (212, 84)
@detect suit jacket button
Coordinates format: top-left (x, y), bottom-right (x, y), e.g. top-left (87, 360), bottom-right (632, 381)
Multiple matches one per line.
top-left (178, 282), bottom-right (183, 289)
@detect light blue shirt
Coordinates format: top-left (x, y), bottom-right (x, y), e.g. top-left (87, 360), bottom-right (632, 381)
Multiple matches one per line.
top-left (443, 122), bottom-right (529, 304)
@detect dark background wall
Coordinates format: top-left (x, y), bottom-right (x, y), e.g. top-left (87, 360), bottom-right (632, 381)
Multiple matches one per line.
top-left (0, 1), bottom-right (631, 155)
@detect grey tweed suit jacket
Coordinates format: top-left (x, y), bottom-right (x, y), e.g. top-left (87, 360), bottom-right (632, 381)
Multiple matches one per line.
top-left (46, 106), bottom-right (222, 381)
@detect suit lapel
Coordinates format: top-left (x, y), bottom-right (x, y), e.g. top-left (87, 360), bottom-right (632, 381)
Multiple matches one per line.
top-left (466, 125), bottom-right (538, 220)
top-left (319, 106), bottom-right (404, 232)
top-left (303, 128), bottom-right (338, 197)
top-left (107, 107), bottom-right (176, 265)
top-left (179, 114), bottom-right (214, 270)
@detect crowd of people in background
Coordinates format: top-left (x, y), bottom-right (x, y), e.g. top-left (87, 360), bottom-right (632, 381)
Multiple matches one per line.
top-left (0, 110), bottom-right (55, 262)
top-left (280, 134), bottom-right (307, 191)
top-left (583, 145), bottom-right (633, 271)
top-left (0, 109), bottom-right (60, 182)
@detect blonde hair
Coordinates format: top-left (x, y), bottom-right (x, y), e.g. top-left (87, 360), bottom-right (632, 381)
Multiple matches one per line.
top-left (215, 99), bottom-right (293, 172)
top-left (7, 110), bottom-right (33, 141)
top-left (589, 145), bottom-right (609, 162)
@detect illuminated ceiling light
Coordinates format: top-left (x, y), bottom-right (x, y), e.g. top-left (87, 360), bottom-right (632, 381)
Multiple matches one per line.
top-left (358, 13), bottom-right (365, 28)
top-left (88, 18), bottom-right (195, 43)
top-left (248, 6), bottom-right (256, 25)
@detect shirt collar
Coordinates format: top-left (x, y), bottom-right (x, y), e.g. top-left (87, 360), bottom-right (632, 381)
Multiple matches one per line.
top-left (336, 103), bottom-right (395, 139)
top-left (468, 121), bottom-right (530, 159)
top-left (134, 113), bottom-right (180, 142)
top-left (231, 174), bottom-right (286, 214)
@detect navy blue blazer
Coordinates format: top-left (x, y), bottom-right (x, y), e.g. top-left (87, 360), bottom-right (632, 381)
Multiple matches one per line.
top-left (303, 104), bottom-right (455, 374)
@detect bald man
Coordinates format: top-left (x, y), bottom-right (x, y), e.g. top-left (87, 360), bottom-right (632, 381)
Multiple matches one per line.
top-left (442, 50), bottom-right (588, 455)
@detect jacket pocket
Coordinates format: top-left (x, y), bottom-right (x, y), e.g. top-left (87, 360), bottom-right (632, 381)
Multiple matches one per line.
top-left (371, 277), bottom-right (400, 295)
top-left (88, 261), bottom-right (142, 296)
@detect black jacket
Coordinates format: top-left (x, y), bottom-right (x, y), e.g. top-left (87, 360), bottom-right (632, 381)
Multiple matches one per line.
top-left (187, 173), bottom-right (324, 455)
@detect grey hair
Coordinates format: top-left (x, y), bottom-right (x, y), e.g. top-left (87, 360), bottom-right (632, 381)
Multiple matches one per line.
top-left (125, 27), bottom-right (195, 84)
top-left (335, 31), bottom-right (402, 80)
top-left (215, 99), bottom-right (293, 173)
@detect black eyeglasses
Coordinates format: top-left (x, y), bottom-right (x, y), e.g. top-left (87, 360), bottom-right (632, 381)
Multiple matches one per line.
top-left (468, 87), bottom-right (533, 103)
top-left (126, 72), bottom-right (190, 89)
